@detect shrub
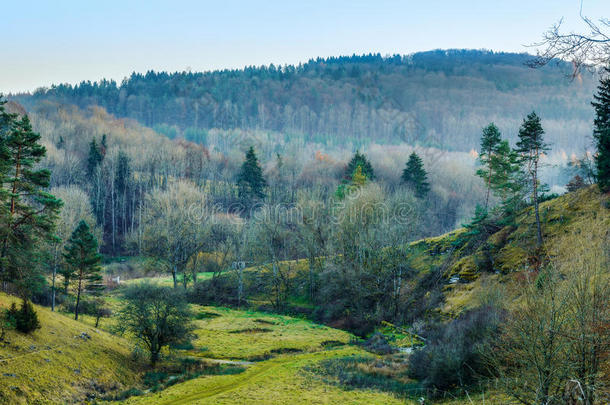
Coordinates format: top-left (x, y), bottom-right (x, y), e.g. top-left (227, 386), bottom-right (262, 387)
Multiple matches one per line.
top-left (408, 306), bottom-right (503, 394)
top-left (361, 332), bottom-right (396, 355)
top-left (188, 276), bottom-right (241, 306)
top-left (308, 356), bottom-right (420, 399)
top-left (6, 300), bottom-right (41, 334)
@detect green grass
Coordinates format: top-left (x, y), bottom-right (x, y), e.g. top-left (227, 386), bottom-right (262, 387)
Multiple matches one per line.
top-left (0, 293), bottom-right (139, 404)
top-left (118, 347), bottom-right (411, 405)
top-left (122, 272), bottom-right (215, 288)
top-left (187, 305), bottom-right (352, 360)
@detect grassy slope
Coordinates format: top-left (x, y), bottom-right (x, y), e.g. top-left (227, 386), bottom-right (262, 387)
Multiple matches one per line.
top-left (406, 185), bottom-right (610, 315)
top-left (0, 294), bottom-right (139, 404)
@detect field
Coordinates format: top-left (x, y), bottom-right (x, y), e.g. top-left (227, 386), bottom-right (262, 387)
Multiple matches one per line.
top-left (187, 306), bottom-right (352, 360)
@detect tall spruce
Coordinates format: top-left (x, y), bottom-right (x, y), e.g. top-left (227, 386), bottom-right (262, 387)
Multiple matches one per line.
top-left (0, 109), bottom-right (61, 296)
top-left (591, 67), bottom-right (610, 192)
top-left (477, 123), bottom-right (502, 209)
top-left (237, 146), bottom-right (267, 202)
top-left (86, 138), bottom-right (103, 178)
top-left (63, 220), bottom-right (103, 320)
top-left (515, 112), bottom-right (549, 246)
top-left (345, 150), bottom-right (375, 180)
top-left (401, 152), bottom-right (430, 198)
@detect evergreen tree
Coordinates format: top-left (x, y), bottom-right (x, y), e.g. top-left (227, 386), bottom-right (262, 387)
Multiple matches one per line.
top-left (345, 150), bottom-right (375, 180)
top-left (0, 112), bottom-right (62, 296)
top-left (476, 123), bottom-right (502, 209)
top-left (0, 97), bottom-right (14, 206)
top-left (591, 67), bottom-right (610, 192)
top-left (488, 140), bottom-right (526, 220)
top-left (86, 138), bottom-right (103, 178)
top-left (100, 134), bottom-right (107, 157)
top-left (63, 220), bottom-right (103, 320)
top-left (515, 112), bottom-right (549, 246)
top-left (237, 146), bottom-right (267, 202)
top-left (401, 152), bottom-right (430, 198)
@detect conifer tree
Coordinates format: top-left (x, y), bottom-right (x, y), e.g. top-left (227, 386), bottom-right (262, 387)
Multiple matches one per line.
top-left (345, 150), bottom-right (375, 180)
top-left (63, 220), bottom-right (103, 320)
top-left (515, 112), bottom-right (549, 246)
top-left (237, 146), bottom-right (267, 202)
top-left (488, 141), bottom-right (525, 216)
top-left (86, 138), bottom-right (103, 178)
top-left (0, 111), bottom-right (61, 296)
top-left (591, 67), bottom-right (610, 192)
top-left (476, 123), bottom-right (502, 209)
top-left (401, 152), bottom-right (430, 198)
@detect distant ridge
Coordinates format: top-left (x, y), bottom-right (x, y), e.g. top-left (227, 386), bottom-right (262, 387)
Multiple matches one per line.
top-left (15, 50), bottom-right (596, 151)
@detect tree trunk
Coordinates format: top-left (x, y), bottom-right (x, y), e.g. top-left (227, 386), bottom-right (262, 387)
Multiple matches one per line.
top-left (75, 270), bottom-right (83, 320)
top-left (150, 349), bottom-right (159, 367)
top-left (172, 265), bottom-right (177, 289)
top-left (51, 244), bottom-right (58, 311)
top-left (238, 265), bottom-right (243, 308)
top-left (308, 255), bottom-right (315, 301)
top-left (533, 159), bottom-right (543, 247)
top-left (485, 167), bottom-right (492, 210)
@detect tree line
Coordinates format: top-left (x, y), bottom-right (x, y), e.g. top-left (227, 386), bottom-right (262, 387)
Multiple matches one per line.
top-left (16, 50), bottom-right (596, 152)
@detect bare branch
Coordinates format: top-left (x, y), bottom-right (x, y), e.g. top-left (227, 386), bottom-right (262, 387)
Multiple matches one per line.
top-left (528, 3), bottom-right (610, 77)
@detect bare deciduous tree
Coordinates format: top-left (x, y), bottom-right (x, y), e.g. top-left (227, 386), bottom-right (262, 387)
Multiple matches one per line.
top-left (529, 4), bottom-right (610, 76)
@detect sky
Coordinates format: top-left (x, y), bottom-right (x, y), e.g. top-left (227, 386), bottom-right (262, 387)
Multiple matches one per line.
top-left (2, 0), bottom-right (609, 94)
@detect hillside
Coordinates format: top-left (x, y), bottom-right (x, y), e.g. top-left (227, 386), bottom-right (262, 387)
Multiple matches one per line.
top-left (403, 185), bottom-right (610, 316)
top-left (0, 294), bottom-right (139, 404)
top-left (14, 50), bottom-right (596, 152)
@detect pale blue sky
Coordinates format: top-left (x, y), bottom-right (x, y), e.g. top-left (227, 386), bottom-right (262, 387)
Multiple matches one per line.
top-left (2, 0), bottom-right (608, 93)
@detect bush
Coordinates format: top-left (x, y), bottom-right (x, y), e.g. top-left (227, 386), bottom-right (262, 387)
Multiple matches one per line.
top-left (307, 356), bottom-right (420, 399)
top-left (408, 306), bottom-right (503, 394)
top-left (6, 300), bottom-right (41, 334)
top-left (188, 276), bottom-right (241, 306)
top-left (361, 332), bottom-right (396, 355)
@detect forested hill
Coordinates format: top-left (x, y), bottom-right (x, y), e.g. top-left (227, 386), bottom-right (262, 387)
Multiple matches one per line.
top-left (15, 50), bottom-right (597, 151)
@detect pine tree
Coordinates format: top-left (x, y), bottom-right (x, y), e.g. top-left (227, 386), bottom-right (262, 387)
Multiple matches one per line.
top-left (86, 138), bottom-right (103, 178)
top-left (591, 67), bottom-right (610, 192)
top-left (0, 97), bottom-right (14, 207)
top-left (63, 220), bottom-right (103, 320)
top-left (401, 152), bottom-right (430, 198)
top-left (345, 151), bottom-right (375, 180)
top-left (515, 112), bottom-right (549, 246)
top-left (237, 146), bottom-right (267, 202)
top-left (0, 112), bottom-right (62, 296)
top-left (100, 134), bottom-right (107, 157)
top-left (476, 123), bottom-right (502, 209)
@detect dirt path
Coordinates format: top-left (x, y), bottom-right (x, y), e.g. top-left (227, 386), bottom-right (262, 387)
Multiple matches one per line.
top-left (195, 357), bottom-right (253, 366)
